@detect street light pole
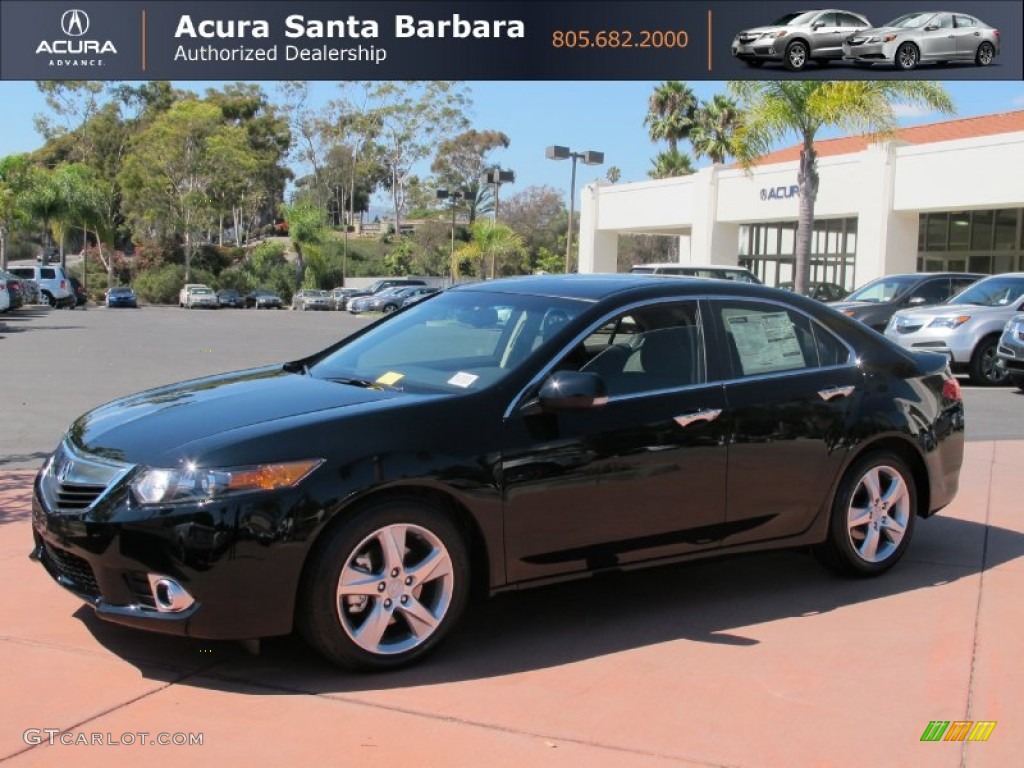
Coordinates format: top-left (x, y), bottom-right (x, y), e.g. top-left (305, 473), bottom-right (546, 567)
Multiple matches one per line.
top-left (545, 146), bottom-right (604, 274)
top-left (436, 188), bottom-right (465, 284)
top-left (480, 168), bottom-right (516, 279)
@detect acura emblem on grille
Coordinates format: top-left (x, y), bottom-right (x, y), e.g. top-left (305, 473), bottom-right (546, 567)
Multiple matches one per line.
top-left (56, 460), bottom-right (74, 483)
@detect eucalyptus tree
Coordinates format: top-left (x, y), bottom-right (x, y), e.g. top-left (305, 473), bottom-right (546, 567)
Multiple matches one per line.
top-left (369, 81), bottom-right (471, 236)
top-left (431, 129), bottom-right (511, 224)
top-left (118, 99), bottom-right (233, 281)
top-left (729, 80), bottom-right (954, 294)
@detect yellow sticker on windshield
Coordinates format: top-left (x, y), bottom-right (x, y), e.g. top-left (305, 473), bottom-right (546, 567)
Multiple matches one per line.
top-left (376, 371), bottom-right (405, 386)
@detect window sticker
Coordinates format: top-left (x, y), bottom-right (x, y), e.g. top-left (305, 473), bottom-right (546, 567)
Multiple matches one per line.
top-left (375, 371), bottom-right (405, 387)
top-left (447, 371), bottom-right (479, 388)
top-left (726, 312), bottom-right (805, 376)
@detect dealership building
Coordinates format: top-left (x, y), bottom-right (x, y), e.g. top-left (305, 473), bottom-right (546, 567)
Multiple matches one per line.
top-left (578, 110), bottom-right (1024, 289)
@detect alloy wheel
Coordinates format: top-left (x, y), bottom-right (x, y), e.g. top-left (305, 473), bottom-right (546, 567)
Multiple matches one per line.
top-left (786, 42), bottom-right (807, 71)
top-left (335, 523), bottom-right (455, 656)
top-left (896, 43), bottom-right (918, 70)
top-left (845, 465), bottom-right (910, 564)
top-left (976, 43), bottom-right (994, 66)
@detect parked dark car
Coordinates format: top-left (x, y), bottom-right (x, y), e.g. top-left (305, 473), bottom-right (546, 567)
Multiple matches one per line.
top-left (31, 275), bottom-right (964, 671)
top-left (245, 289), bottom-right (284, 309)
top-left (328, 288), bottom-right (359, 311)
top-left (216, 289), bottom-right (244, 309)
top-left (0, 270), bottom-right (25, 309)
top-left (830, 272), bottom-right (982, 331)
top-left (68, 276), bottom-right (88, 307)
top-left (778, 281), bottom-right (849, 302)
top-left (105, 287), bottom-right (138, 308)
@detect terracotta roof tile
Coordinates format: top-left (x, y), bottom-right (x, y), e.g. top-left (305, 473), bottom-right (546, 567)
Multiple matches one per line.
top-left (744, 110), bottom-right (1024, 166)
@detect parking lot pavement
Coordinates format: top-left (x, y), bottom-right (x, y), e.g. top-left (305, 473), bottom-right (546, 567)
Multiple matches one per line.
top-left (1, 440), bottom-right (1021, 767)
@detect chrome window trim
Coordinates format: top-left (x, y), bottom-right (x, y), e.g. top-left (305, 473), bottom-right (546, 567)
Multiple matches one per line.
top-left (504, 295), bottom-right (710, 419)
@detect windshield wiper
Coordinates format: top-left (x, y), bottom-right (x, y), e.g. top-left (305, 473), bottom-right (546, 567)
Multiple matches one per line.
top-left (328, 376), bottom-right (380, 389)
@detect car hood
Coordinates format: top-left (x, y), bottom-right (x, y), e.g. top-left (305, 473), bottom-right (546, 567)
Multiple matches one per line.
top-left (893, 303), bottom-right (1016, 320)
top-left (853, 26), bottom-right (905, 37)
top-left (69, 367), bottom-right (400, 466)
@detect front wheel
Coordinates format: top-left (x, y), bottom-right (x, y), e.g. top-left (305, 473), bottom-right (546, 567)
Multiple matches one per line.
top-left (784, 41), bottom-right (809, 71)
top-left (815, 452), bottom-right (917, 577)
top-left (968, 337), bottom-right (1009, 386)
top-left (299, 499), bottom-right (470, 671)
top-left (895, 42), bottom-right (919, 71)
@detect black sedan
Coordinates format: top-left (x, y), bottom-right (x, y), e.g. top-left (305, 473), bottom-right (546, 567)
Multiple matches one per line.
top-left (245, 289), bottom-right (283, 309)
top-left (31, 276), bottom-right (965, 670)
top-left (216, 288), bottom-right (244, 308)
top-left (105, 287), bottom-right (137, 308)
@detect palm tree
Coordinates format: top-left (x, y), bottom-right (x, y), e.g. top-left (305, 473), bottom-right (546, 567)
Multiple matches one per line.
top-left (729, 81), bottom-right (954, 294)
top-left (644, 81), bottom-right (698, 154)
top-left (455, 220), bottom-right (527, 279)
top-left (648, 148), bottom-right (695, 180)
top-left (691, 95), bottom-right (740, 165)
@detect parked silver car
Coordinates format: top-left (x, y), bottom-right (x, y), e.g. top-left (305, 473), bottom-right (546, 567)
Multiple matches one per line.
top-left (884, 273), bottom-right (1024, 385)
top-left (291, 289), bottom-right (330, 311)
top-left (996, 315), bottom-right (1024, 392)
top-left (732, 9), bottom-right (871, 71)
top-left (842, 11), bottom-right (1000, 71)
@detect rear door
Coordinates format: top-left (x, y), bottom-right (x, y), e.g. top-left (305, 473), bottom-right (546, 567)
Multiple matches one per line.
top-left (707, 298), bottom-right (861, 545)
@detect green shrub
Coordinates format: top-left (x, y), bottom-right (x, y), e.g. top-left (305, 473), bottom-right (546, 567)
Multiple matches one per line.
top-left (134, 264), bottom-right (215, 304)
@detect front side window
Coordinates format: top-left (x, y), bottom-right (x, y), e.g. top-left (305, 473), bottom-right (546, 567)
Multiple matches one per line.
top-left (565, 301), bottom-right (706, 397)
top-left (845, 275), bottom-right (916, 303)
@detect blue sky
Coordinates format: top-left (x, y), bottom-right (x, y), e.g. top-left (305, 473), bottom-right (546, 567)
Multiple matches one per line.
top-left (2, 80), bottom-right (1023, 209)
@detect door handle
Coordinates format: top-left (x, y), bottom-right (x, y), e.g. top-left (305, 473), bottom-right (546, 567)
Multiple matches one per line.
top-left (818, 385), bottom-right (856, 402)
top-left (674, 408), bottom-right (723, 428)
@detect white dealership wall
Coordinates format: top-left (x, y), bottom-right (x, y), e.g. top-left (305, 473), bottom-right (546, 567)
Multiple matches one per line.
top-left (578, 121), bottom-right (1024, 284)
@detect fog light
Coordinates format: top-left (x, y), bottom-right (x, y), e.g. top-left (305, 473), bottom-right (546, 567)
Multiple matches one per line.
top-left (147, 575), bottom-right (195, 613)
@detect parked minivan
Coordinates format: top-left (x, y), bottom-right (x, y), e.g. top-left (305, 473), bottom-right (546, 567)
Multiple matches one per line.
top-left (629, 263), bottom-right (762, 284)
top-left (7, 264), bottom-right (75, 308)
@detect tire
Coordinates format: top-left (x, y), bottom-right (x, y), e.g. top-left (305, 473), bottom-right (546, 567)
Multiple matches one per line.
top-left (894, 42), bottom-right (919, 71)
top-left (43, 292), bottom-right (56, 308)
top-left (784, 41), bottom-right (809, 71)
top-left (968, 336), bottom-right (1009, 386)
top-left (816, 452), bottom-right (917, 577)
top-left (382, 304), bottom-right (397, 315)
top-left (975, 42), bottom-right (995, 67)
top-left (299, 498), bottom-right (470, 671)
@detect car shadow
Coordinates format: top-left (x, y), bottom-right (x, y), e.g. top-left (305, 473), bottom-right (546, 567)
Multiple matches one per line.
top-left (72, 514), bottom-right (1024, 692)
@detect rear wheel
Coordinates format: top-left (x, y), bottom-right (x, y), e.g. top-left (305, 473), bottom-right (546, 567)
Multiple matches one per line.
top-left (299, 499), bottom-right (470, 671)
top-left (43, 292), bottom-right (56, 307)
top-left (968, 337), bottom-right (1009, 386)
top-left (975, 42), bottom-right (995, 66)
top-left (816, 452), bottom-right (917, 577)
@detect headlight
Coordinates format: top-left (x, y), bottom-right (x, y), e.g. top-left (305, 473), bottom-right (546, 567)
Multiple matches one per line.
top-left (928, 315), bottom-right (971, 329)
top-left (132, 459), bottom-right (323, 505)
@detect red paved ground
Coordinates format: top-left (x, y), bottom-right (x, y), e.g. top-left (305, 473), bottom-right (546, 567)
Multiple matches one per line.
top-left (1, 442), bottom-right (1020, 766)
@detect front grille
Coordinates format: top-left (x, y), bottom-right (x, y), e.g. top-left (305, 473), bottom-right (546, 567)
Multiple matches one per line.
top-left (738, 33), bottom-right (758, 44)
top-left (43, 543), bottom-right (100, 599)
top-left (54, 482), bottom-right (106, 511)
top-left (846, 37), bottom-right (866, 46)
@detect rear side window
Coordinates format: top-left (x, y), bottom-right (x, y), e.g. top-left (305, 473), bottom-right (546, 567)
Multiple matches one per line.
top-left (713, 300), bottom-right (850, 378)
top-left (40, 268), bottom-right (56, 279)
top-left (10, 268), bottom-right (30, 279)
top-left (908, 279), bottom-right (952, 305)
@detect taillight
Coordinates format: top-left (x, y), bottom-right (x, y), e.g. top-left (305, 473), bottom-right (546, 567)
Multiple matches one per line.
top-left (942, 375), bottom-right (962, 402)
top-left (60, 280), bottom-right (67, 290)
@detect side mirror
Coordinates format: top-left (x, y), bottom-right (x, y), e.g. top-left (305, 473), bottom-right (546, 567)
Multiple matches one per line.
top-left (812, 21), bottom-right (824, 29)
top-left (530, 371), bottom-right (609, 413)
top-left (924, 24), bottom-right (938, 31)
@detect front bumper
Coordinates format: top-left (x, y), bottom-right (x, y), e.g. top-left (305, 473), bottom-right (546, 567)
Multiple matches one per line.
top-left (842, 39), bottom-right (898, 63)
top-left (30, 462), bottom-right (307, 640)
top-left (731, 36), bottom-right (783, 61)
top-left (997, 325), bottom-right (1024, 378)
top-left (884, 324), bottom-right (976, 366)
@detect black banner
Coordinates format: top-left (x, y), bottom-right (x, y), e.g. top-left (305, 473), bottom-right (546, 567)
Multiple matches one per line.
top-left (1, 0), bottom-right (1021, 80)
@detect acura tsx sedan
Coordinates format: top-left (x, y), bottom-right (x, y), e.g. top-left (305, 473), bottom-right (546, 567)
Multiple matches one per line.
top-left (31, 275), bottom-right (965, 670)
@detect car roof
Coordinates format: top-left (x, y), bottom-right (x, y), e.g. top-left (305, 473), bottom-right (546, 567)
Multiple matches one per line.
top-left (451, 273), bottom-right (779, 303)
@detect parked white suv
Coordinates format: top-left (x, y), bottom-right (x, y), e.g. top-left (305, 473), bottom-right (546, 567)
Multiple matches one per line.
top-left (884, 272), bottom-right (1024, 385)
top-left (7, 264), bottom-right (75, 308)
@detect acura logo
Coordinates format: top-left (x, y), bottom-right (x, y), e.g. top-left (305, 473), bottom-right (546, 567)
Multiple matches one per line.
top-left (60, 9), bottom-right (90, 37)
top-left (56, 459), bottom-right (74, 483)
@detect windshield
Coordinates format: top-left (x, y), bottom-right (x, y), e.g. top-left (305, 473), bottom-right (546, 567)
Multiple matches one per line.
top-left (770, 12), bottom-right (811, 26)
top-left (949, 277), bottom-right (1024, 307)
top-left (310, 290), bottom-right (587, 394)
top-left (845, 275), bottom-right (917, 303)
top-left (886, 12), bottom-right (936, 28)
